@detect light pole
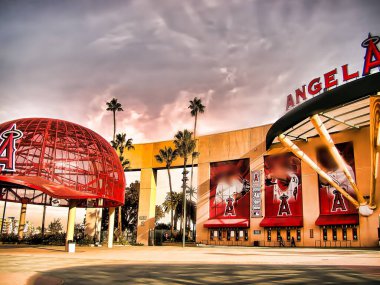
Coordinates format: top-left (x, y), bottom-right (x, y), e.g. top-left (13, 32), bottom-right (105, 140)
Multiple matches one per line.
top-left (182, 169), bottom-right (188, 248)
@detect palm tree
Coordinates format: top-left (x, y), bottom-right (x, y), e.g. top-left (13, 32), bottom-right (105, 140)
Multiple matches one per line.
top-left (162, 192), bottom-right (182, 231)
top-left (112, 133), bottom-right (134, 169)
top-left (174, 129), bottom-right (198, 247)
top-left (188, 97), bottom-right (205, 199)
top-left (112, 133), bottom-right (134, 152)
top-left (106, 98), bottom-right (124, 141)
top-left (155, 146), bottom-right (178, 237)
top-left (111, 132), bottom-right (134, 240)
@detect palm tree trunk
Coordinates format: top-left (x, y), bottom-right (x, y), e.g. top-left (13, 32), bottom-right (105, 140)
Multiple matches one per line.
top-left (113, 110), bottom-right (116, 141)
top-left (167, 168), bottom-right (174, 237)
top-left (112, 110), bottom-right (122, 240)
top-left (182, 157), bottom-right (188, 247)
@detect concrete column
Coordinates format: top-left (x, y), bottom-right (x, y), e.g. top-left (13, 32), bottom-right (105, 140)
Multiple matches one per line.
top-left (66, 200), bottom-right (77, 251)
top-left (195, 162), bottom-right (210, 243)
top-left (108, 207), bottom-right (115, 248)
top-left (136, 168), bottom-right (157, 245)
top-left (18, 202), bottom-right (27, 239)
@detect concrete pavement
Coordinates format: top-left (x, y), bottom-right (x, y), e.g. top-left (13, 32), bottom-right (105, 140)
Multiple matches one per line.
top-left (0, 245), bottom-right (379, 284)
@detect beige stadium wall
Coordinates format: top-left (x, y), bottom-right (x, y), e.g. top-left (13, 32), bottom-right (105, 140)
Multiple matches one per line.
top-left (124, 124), bottom-right (380, 247)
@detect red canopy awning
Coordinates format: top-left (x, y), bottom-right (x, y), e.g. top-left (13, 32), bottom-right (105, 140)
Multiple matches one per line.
top-left (259, 216), bottom-right (303, 227)
top-left (315, 214), bottom-right (359, 226)
top-left (203, 219), bottom-right (249, 228)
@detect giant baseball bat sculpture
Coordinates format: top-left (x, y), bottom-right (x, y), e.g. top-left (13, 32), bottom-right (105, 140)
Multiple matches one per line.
top-left (370, 121), bottom-right (380, 208)
top-left (278, 134), bottom-right (359, 208)
top-left (369, 95), bottom-right (380, 209)
top-left (310, 114), bottom-right (366, 205)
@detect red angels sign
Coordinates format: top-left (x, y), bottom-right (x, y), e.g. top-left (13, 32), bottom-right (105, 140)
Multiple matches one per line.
top-left (209, 159), bottom-right (250, 220)
top-left (286, 33), bottom-right (380, 111)
top-left (0, 124), bottom-right (23, 172)
top-left (316, 142), bottom-right (358, 220)
top-left (260, 153), bottom-right (303, 227)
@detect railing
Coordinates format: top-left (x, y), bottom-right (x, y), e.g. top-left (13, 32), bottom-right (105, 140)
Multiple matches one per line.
top-left (203, 239), bottom-right (356, 248)
top-left (204, 239), bottom-right (250, 246)
top-left (315, 240), bottom-right (353, 248)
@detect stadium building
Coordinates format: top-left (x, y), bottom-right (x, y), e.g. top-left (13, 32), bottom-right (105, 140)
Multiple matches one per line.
top-left (124, 34), bottom-right (380, 247)
top-left (1, 34), bottom-right (380, 249)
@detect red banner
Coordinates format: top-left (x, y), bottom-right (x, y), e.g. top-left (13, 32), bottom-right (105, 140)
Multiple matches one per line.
top-left (260, 153), bottom-right (303, 227)
top-left (316, 142), bottom-right (358, 225)
top-left (209, 159), bottom-right (250, 221)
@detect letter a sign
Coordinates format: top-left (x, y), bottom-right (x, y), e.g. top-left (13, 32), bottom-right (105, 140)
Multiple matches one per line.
top-left (251, 170), bottom-right (262, 218)
top-left (0, 124), bottom-right (23, 172)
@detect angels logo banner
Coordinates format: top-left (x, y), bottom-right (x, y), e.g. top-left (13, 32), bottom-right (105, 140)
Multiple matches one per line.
top-left (317, 142), bottom-right (358, 216)
top-left (260, 153), bottom-right (303, 227)
top-left (209, 159), bottom-right (250, 220)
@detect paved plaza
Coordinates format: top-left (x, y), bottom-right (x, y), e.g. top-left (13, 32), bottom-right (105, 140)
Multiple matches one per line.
top-left (0, 245), bottom-right (379, 284)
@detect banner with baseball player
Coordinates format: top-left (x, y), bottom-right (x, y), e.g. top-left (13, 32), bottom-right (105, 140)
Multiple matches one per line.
top-left (317, 142), bottom-right (358, 217)
top-left (209, 159), bottom-right (250, 220)
top-left (261, 153), bottom-right (303, 226)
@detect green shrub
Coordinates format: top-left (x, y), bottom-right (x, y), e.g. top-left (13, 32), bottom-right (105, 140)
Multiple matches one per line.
top-left (43, 233), bottom-right (66, 246)
top-left (0, 233), bottom-right (19, 243)
top-left (23, 234), bottom-right (44, 245)
top-left (75, 235), bottom-right (93, 246)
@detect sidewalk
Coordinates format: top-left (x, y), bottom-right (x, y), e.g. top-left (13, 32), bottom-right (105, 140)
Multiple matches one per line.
top-left (0, 245), bottom-right (379, 284)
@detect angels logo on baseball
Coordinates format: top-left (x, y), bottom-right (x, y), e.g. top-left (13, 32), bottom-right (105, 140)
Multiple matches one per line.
top-left (0, 124), bottom-right (23, 172)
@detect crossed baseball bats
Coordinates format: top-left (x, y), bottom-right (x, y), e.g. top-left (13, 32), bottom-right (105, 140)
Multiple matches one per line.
top-left (277, 114), bottom-right (375, 217)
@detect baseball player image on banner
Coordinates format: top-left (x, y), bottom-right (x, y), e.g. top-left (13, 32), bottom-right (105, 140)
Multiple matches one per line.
top-left (209, 159), bottom-right (250, 219)
top-left (263, 153), bottom-right (303, 220)
top-left (317, 142), bottom-right (358, 216)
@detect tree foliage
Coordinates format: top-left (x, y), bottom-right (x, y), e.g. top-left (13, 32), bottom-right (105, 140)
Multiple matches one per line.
top-left (111, 132), bottom-right (134, 170)
top-left (102, 181), bottom-right (140, 241)
top-left (48, 218), bottom-right (63, 234)
top-left (188, 97), bottom-right (205, 117)
top-left (155, 205), bottom-right (165, 221)
top-left (154, 146), bottom-right (178, 235)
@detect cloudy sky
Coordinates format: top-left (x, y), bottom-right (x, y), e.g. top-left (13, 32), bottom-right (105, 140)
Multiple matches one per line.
top-left (0, 0), bottom-right (379, 144)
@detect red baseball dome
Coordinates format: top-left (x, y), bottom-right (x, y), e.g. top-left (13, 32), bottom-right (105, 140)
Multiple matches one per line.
top-left (0, 118), bottom-right (125, 207)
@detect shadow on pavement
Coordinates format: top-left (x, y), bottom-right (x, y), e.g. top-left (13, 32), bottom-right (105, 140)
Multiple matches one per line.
top-left (27, 264), bottom-right (380, 285)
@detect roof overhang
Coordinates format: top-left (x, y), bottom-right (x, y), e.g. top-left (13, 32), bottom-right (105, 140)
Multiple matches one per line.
top-left (266, 72), bottom-right (380, 149)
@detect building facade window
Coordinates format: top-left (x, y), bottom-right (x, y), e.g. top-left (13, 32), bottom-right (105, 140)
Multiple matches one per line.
top-left (267, 229), bottom-right (271, 241)
top-left (323, 228), bottom-right (328, 241)
top-left (310, 229), bottom-right (314, 238)
top-left (353, 228), bottom-right (358, 240)
top-left (332, 228), bottom-right (337, 241)
top-left (342, 228), bottom-right (347, 240)
top-left (286, 229), bottom-right (291, 241)
top-left (297, 229), bottom-right (301, 241)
